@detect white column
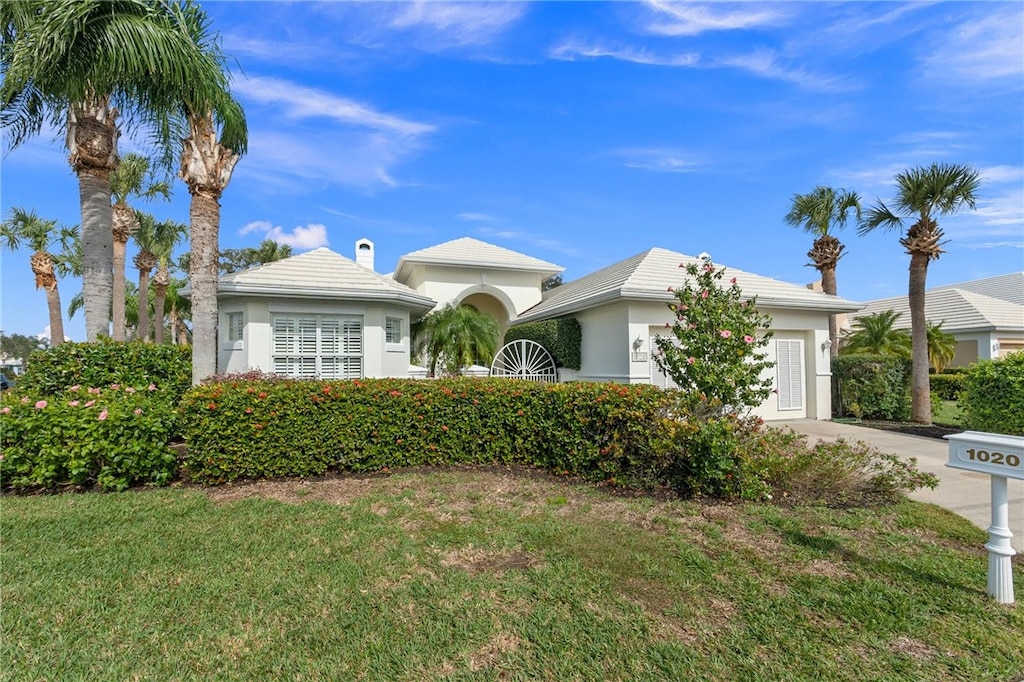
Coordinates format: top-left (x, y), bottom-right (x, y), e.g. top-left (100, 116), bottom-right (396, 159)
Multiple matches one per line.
top-left (985, 475), bottom-right (1016, 604)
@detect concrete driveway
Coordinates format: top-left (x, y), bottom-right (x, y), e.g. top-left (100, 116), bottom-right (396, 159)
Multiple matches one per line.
top-left (776, 419), bottom-right (1024, 552)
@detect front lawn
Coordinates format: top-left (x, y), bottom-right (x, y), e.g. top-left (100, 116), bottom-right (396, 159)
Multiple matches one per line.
top-left (3, 470), bottom-right (1021, 681)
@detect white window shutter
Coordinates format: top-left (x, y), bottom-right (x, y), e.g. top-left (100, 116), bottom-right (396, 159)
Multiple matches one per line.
top-left (776, 340), bottom-right (804, 411)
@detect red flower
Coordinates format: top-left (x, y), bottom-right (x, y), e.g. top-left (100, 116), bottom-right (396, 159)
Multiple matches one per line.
top-left (322, 385), bottom-right (332, 394)
top-left (389, 390), bottom-right (401, 397)
top-left (207, 403), bottom-right (217, 410)
top-left (258, 391), bottom-right (268, 399)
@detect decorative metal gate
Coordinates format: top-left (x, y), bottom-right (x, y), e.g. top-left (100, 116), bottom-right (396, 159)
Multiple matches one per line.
top-left (490, 339), bottom-right (557, 383)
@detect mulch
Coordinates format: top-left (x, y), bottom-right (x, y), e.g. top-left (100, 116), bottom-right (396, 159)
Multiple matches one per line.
top-left (854, 421), bottom-right (962, 441)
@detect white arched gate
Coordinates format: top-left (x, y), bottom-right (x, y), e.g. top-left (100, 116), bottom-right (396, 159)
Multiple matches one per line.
top-left (490, 339), bottom-right (557, 383)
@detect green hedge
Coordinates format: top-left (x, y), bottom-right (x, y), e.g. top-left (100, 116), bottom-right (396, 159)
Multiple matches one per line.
top-left (0, 385), bottom-right (179, 491)
top-left (832, 354), bottom-right (911, 421)
top-left (930, 373), bottom-right (966, 401)
top-left (504, 318), bottom-right (582, 370)
top-left (179, 377), bottom-right (670, 485)
top-left (961, 353), bottom-right (1024, 436)
top-left (18, 341), bottom-right (192, 401)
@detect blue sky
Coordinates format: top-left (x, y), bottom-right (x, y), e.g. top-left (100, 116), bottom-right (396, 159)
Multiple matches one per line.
top-left (2, 1), bottom-right (1022, 342)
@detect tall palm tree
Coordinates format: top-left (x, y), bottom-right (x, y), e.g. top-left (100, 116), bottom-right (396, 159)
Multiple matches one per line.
top-left (840, 310), bottom-right (911, 357)
top-left (161, 276), bottom-right (192, 345)
top-left (413, 304), bottom-right (501, 377)
top-left (859, 163), bottom-right (980, 423)
top-left (109, 153), bottom-right (170, 340)
top-left (784, 186), bottom-right (861, 357)
top-left (1, 0), bottom-right (238, 342)
top-left (1, 208), bottom-right (76, 345)
top-left (133, 213), bottom-right (187, 342)
top-left (170, 2), bottom-right (246, 382)
top-left (926, 321), bottom-right (957, 374)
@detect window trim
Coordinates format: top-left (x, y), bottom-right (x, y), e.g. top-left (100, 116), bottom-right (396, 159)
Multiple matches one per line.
top-left (271, 313), bottom-right (363, 379)
top-left (385, 316), bottom-right (404, 352)
top-left (224, 311), bottom-right (244, 349)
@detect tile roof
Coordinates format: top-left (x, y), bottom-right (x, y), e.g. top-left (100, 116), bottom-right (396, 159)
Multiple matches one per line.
top-left (514, 247), bottom-right (862, 323)
top-left (933, 272), bottom-right (1024, 306)
top-left (395, 237), bottom-right (563, 281)
top-left (852, 287), bottom-right (1024, 333)
top-left (213, 248), bottom-right (436, 311)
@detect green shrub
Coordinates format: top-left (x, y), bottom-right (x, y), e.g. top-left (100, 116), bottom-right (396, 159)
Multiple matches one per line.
top-left (739, 426), bottom-right (938, 504)
top-left (832, 354), bottom-right (911, 421)
top-left (504, 318), bottom-right (582, 370)
top-left (18, 341), bottom-right (192, 400)
top-left (929, 373), bottom-right (965, 401)
top-left (961, 353), bottom-right (1024, 436)
top-left (660, 412), bottom-right (767, 500)
top-left (0, 384), bottom-right (179, 491)
top-left (179, 378), bottom-right (672, 486)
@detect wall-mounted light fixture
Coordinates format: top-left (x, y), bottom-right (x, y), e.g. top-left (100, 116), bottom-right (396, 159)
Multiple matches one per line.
top-left (821, 339), bottom-right (833, 353)
top-left (632, 336), bottom-right (644, 352)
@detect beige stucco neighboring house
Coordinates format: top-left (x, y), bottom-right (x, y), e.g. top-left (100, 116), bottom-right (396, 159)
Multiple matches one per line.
top-left (849, 273), bottom-right (1024, 367)
top-left (513, 248), bottom-right (863, 421)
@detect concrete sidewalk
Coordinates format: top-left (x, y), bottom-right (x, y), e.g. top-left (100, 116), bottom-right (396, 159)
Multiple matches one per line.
top-left (776, 419), bottom-right (1024, 552)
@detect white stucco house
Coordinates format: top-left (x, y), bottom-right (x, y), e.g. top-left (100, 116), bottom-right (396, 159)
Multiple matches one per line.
top-left (849, 273), bottom-right (1024, 367)
top-left (208, 236), bottom-right (861, 421)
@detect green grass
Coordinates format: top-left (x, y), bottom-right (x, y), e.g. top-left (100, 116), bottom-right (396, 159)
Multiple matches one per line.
top-left (3, 471), bottom-right (1022, 681)
top-left (934, 400), bottom-right (963, 427)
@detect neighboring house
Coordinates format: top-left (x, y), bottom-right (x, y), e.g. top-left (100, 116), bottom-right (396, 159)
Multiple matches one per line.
top-left (849, 273), bottom-right (1024, 367)
top-left (204, 237), bottom-right (861, 420)
top-left (513, 248), bottom-right (861, 421)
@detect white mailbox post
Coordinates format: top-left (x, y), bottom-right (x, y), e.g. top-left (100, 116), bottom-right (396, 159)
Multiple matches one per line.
top-left (945, 431), bottom-right (1024, 604)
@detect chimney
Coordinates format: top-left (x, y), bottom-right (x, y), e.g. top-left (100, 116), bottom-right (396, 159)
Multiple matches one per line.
top-left (355, 238), bottom-right (374, 271)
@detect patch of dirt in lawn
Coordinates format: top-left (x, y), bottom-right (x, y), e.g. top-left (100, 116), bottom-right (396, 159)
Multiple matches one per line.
top-left (469, 632), bottom-right (523, 671)
top-left (440, 545), bottom-right (543, 574)
top-left (890, 635), bottom-right (939, 661)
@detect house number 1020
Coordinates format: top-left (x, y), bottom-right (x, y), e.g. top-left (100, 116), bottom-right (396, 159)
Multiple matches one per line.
top-left (966, 448), bottom-right (1021, 467)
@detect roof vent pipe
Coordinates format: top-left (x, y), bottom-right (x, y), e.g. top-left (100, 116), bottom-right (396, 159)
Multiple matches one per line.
top-left (356, 238), bottom-right (374, 271)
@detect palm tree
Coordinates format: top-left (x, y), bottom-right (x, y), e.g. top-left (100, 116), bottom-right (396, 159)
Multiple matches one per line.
top-left (927, 321), bottom-right (957, 374)
top-left (1, 0), bottom-right (238, 342)
top-left (1, 208), bottom-right (77, 345)
top-left (109, 154), bottom-right (171, 341)
top-left (859, 163), bottom-right (980, 423)
top-left (69, 280), bottom-right (141, 339)
top-left (784, 186), bottom-right (861, 357)
top-left (413, 304), bottom-right (501, 377)
top-left (840, 310), bottom-right (912, 358)
top-left (133, 213), bottom-right (187, 342)
top-left (171, 3), bottom-right (247, 382)
top-left (161, 276), bottom-right (192, 345)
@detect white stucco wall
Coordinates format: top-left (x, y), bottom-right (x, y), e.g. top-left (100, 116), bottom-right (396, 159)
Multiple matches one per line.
top-left (401, 264), bottom-right (546, 321)
top-left (575, 303), bottom-right (631, 382)
top-left (217, 297), bottom-right (414, 379)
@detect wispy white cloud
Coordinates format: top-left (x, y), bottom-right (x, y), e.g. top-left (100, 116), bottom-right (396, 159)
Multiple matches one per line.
top-left (549, 41), bottom-right (698, 67)
top-left (979, 165), bottom-right (1023, 185)
top-left (239, 220), bottom-right (329, 250)
top-left (642, 1), bottom-right (787, 36)
top-left (233, 76), bottom-right (435, 136)
top-left (609, 147), bottom-right (700, 173)
top-left (921, 7), bottom-right (1024, 85)
top-left (956, 241), bottom-right (1024, 250)
top-left (458, 213), bottom-right (494, 222)
top-left (475, 225), bottom-right (584, 260)
top-left (716, 49), bottom-right (854, 92)
top-left (388, 1), bottom-right (527, 49)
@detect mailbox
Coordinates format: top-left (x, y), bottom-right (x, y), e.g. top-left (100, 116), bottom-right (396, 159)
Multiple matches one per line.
top-left (946, 431), bottom-right (1024, 480)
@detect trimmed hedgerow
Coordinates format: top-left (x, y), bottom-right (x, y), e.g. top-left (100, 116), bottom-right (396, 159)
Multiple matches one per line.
top-left (504, 318), bottom-right (582, 370)
top-left (961, 353), bottom-right (1024, 436)
top-left (18, 341), bottom-right (191, 401)
top-left (832, 354), bottom-right (911, 421)
top-left (929, 373), bottom-right (966, 401)
top-left (0, 384), bottom-right (179, 491)
top-left (179, 378), bottom-right (671, 486)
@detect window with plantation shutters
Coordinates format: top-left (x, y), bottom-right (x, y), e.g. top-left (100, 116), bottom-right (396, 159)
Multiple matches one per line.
top-left (272, 314), bottom-right (363, 379)
top-left (775, 339), bottom-right (803, 411)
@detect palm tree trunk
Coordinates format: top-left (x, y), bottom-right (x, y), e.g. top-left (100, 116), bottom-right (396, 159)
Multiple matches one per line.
top-left (46, 286), bottom-right (65, 347)
top-left (137, 268), bottom-right (151, 341)
top-left (820, 265), bottom-right (839, 358)
top-left (68, 99), bottom-right (119, 342)
top-left (189, 191), bottom-right (220, 382)
top-left (111, 236), bottom-right (128, 341)
top-left (908, 253), bottom-right (932, 423)
top-left (153, 264), bottom-right (169, 344)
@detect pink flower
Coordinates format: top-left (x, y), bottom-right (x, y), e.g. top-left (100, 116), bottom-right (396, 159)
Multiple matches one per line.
top-left (84, 400), bottom-right (96, 408)
top-left (687, 357), bottom-right (695, 365)
top-left (69, 400), bottom-right (80, 407)
top-left (125, 387), bottom-right (136, 394)
top-left (88, 387), bottom-right (100, 395)
top-left (701, 290), bottom-right (709, 299)
top-left (97, 409), bottom-right (108, 421)
top-left (679, 262), bottom-right (686, 268)
top-left (730, 277), bottom-right (737, 284)
top-left (704, 264), bottom-right (714, 272)
top-left (1, 407), bottom-right (10, 415)
top-left (133, 408), bottom-right (143, 416)
top-left (720, 330), bottom-right (732, 339)
top-left (34, 400), bottom-right (47, 409)
top-left (69, 385), bottom-right (81, 392)
top-left (110, 384), bottom-right (121, 390)
top-left (20, 396), bottom-right (29, 404)
top-left (148, 383), bottom-right (157, 392)
top-left (744, 335), bottom-right (754, 344)
top-left (666, 286), bottom-right (673, 292)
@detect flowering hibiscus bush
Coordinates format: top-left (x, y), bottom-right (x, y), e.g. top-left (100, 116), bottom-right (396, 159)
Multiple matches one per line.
top-left (655, 258), bottom-right (774, 415)
top-left (0, 383), bottom-right (178, 491)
